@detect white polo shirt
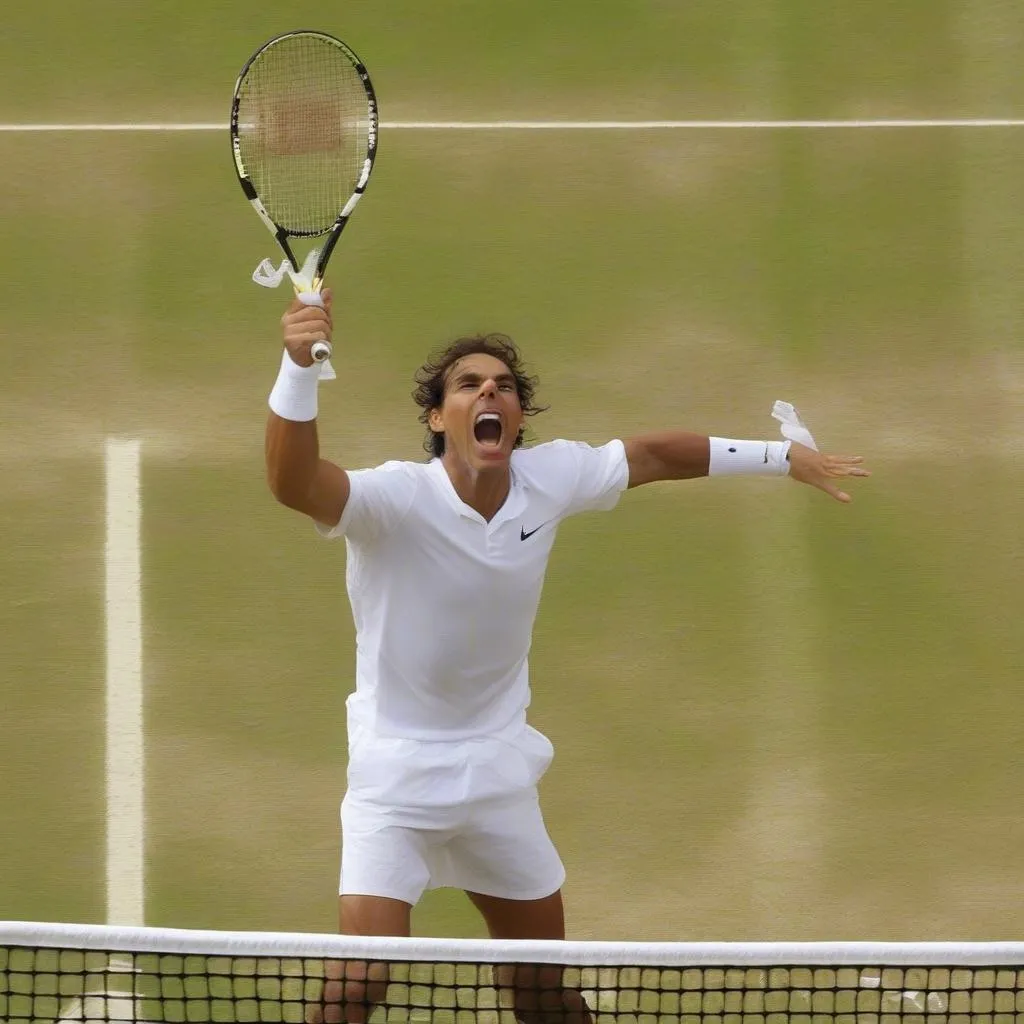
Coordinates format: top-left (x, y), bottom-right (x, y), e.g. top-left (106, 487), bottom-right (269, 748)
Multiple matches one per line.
top-left (319, 439), bottom-right (629, 742)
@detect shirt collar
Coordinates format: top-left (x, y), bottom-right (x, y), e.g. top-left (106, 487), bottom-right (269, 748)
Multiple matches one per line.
top-left (427, 458), bottom-right (527, 526)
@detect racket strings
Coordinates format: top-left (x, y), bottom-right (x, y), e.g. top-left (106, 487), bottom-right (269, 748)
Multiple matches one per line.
top-left (237, 34), bottom-right (370, 235)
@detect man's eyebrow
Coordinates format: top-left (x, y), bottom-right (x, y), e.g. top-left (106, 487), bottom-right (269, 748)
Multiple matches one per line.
top-left (450, 369), bottom-right (516, 383)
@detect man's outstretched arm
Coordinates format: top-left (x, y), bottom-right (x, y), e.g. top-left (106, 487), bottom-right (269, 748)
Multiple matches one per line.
top-left (623, 430), bottom-right (870, 502)
top-left (265, 289), bottom-right (351, 527)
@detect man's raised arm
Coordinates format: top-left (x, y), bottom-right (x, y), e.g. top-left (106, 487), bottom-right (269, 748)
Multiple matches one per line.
top-left (265, 290), bottom-right (350, 528)
top-left (623, 429), bottom-right (869, 502)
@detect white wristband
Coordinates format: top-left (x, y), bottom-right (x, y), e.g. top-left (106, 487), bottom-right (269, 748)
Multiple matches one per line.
top-left (709, 437), bottom-right (791, 476)
top-left (268, 349), bottom-right (320, 422)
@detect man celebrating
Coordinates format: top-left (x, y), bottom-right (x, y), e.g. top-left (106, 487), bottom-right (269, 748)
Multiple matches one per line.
top-left (265, 291), bottom-right (869, 1018)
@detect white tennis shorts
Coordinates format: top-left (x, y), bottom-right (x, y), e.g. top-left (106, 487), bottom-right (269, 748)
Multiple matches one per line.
top-left (339, 721), bottom-right (565, 905)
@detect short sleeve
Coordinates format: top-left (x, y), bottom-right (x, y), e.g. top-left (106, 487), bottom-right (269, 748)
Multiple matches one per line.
top-left (315, 460), bottom-right (419, 544)
top-left (560, 438), bottom-right (629, 516)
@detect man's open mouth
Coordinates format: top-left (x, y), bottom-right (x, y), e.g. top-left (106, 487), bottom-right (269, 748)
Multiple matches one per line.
top-left (473, 411), bottom-right (503, 447)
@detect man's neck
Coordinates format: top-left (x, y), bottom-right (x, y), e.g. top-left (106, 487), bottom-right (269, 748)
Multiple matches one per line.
top-left (441, 454), bottom-right (511, 522)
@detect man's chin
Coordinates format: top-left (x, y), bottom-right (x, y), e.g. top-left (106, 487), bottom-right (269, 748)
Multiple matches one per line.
top-left (471, 442), bottom-right (511, 467)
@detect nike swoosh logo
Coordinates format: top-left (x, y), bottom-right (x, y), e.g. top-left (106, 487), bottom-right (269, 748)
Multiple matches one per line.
top-left (520, 522), bottom-right (550, 541)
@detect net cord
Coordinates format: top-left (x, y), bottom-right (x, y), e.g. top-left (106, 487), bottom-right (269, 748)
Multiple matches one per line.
top-left (1, 922), bottom-right (1021, 968)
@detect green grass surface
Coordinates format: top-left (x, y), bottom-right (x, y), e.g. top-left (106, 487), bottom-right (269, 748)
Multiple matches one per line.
top-left (1, 0), bottom-right (1023, 946)
top-left (0, 2), bottom-right (989, 123)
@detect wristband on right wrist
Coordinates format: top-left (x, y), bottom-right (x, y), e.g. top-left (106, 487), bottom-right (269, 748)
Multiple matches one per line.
top-left (268, 349), bottom-right (320, 422)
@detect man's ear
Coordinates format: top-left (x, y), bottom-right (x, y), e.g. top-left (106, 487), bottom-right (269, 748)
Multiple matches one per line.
top-left (428, 408), bottom-right (444, 434)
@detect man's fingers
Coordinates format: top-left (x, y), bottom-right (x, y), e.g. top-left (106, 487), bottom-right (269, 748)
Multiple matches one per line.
top-left (289, 330), bottom-right (331, 345)
top-left (286, 305), bottom-right (332, 323)
top-left (277, 289), bottom-right (333, 367)
top-left (283, 295), bottom-right (332, 321)
top-left (788, 446), bottom-right (867, 503)
top-left (823, 481), bottom-right (852, 503)
top-left (282, 311), bottom-right (333, 343)
top-left (290, 318), bottom-right (332, 336)
top-left (285, 323), bottom-right (331, 338)
top-left (822, 456), bottom-right (871, 478)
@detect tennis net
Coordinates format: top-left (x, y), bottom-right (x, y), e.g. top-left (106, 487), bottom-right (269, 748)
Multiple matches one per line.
top-left (1, 922), bottom-right (1021, 1024)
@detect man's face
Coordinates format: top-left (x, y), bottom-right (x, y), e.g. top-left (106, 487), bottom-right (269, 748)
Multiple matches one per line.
top-left (428, 353), bottom-right (525, 470)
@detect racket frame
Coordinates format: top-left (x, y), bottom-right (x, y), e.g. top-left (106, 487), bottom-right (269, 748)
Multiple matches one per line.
top-left (229, 28), bottom-right (379, 291)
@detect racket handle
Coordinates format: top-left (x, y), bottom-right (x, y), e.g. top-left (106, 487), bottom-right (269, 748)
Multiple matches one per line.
top-left (296, 290), bottom-right (334, 364)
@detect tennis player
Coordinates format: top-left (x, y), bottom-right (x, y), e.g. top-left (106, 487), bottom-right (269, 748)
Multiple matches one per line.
top-left (266, 292), bottom-right (869, 1022)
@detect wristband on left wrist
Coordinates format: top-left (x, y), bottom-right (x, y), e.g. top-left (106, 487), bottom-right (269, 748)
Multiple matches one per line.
top-left (708, 437), bottom-right (791, 476)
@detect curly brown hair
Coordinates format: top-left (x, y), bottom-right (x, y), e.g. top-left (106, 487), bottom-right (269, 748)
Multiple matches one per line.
top-left (412, 334), bottom-right (546, 457)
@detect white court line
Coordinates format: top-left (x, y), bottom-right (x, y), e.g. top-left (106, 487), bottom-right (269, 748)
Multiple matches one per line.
top-left (105, 438), bottom-right (144, 928)
top-left (1, 118), bottom-right (1024, 132)
top-left (56, 955), bottom-right (139, 1023)
top-left (385, 118), bottom-right (1024, 129)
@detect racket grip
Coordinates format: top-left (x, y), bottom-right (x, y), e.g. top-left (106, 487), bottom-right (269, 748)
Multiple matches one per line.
top-left (296, 291), bottom-right (333, 366)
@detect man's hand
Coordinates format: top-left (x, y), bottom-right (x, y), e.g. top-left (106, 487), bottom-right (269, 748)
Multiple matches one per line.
top-left (787, 442), bottom-right (870, 503)
top-left (281, 288), bottom-right (333, 367)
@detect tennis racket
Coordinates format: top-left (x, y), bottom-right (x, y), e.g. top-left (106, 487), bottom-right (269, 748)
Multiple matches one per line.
top-left (230, 30), bottom-right (379, 375)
